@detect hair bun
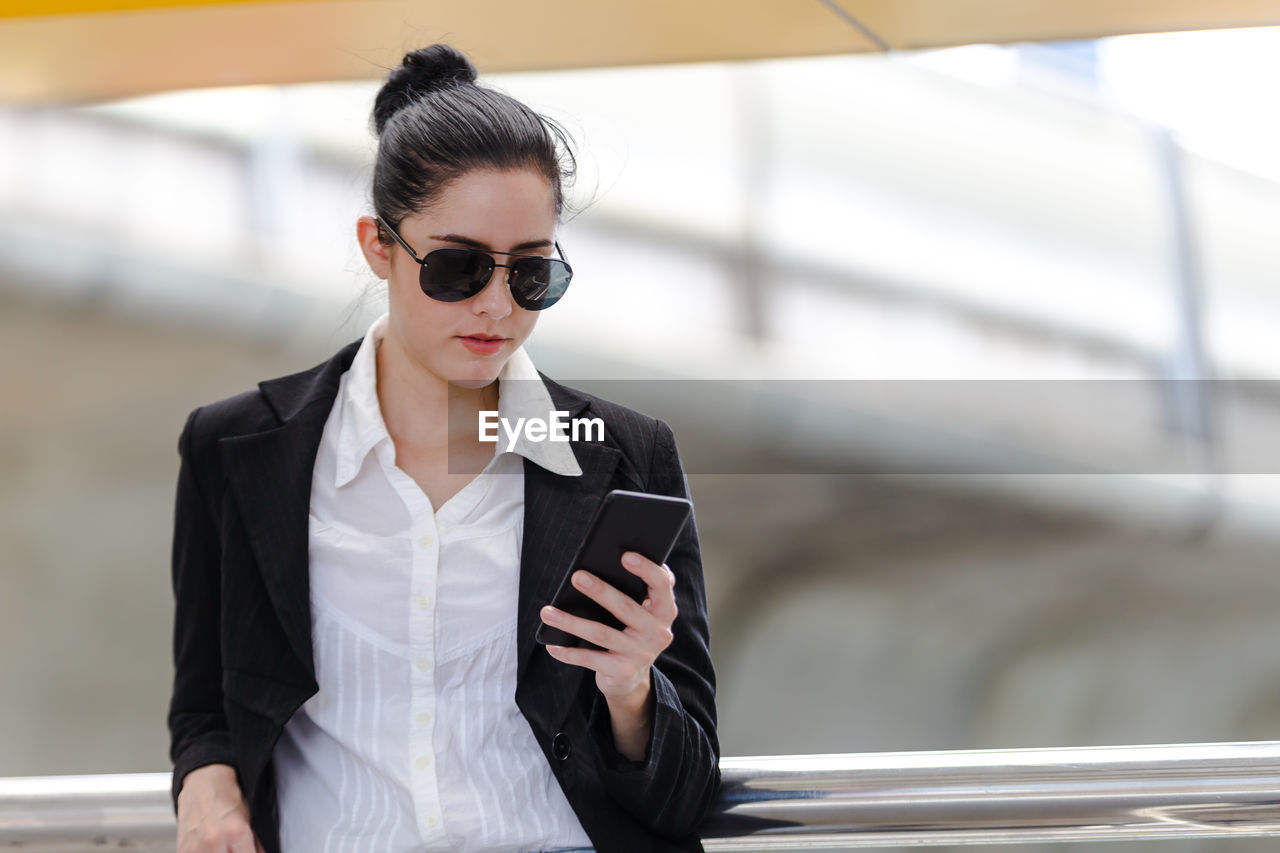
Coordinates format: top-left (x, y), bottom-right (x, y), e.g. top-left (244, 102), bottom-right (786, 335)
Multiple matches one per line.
top-left (372, 44), bottom-right (479, 136)
top-left (400, 44), bottom-right (477, 87)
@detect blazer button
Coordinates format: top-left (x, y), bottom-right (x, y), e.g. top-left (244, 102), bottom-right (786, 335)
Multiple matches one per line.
top-left (552, 731), bottom-right (571, 761)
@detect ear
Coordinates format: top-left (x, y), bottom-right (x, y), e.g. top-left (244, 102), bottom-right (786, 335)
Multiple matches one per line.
top-left (356, 215), bottom-right (392, 280)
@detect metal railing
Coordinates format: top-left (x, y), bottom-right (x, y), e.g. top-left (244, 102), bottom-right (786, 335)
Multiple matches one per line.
top-left (4, 741), bottom-right (1280, 850)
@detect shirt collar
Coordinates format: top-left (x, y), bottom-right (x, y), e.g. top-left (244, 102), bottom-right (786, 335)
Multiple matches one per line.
top-left (495, 344), bottom-right (584, 478)
top-left (332, 311), bottom-right (390, 489)
top-left (333, 311), bottom-right (582, 488)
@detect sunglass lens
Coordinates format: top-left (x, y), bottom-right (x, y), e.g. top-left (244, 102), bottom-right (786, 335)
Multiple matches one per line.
top-left (420, 248), bottom-right (491, 302)
top-left (510, 258), bottom-right (572, 310)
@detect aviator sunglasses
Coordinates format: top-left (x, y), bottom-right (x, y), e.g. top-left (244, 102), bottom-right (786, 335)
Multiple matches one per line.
top-left (375, 217), bottom-right (573, 311)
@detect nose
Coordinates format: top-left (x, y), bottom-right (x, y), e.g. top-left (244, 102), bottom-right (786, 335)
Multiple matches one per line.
top-left (471, 261), bottom-right (515, 318)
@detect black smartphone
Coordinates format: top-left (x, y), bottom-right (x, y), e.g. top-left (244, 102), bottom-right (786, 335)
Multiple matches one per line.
top-left (536, 489), bottom-right (693, 650)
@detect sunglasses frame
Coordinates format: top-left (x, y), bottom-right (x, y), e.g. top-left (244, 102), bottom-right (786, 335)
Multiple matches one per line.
top-left (374, 216), bottom-right (572, 311)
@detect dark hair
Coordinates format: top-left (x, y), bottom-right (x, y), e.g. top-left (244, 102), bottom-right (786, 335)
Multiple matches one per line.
top-left (369, 44), bottom-right (579, 240)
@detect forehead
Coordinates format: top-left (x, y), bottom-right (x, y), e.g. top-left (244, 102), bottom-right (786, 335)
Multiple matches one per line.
top-left (424, 168), bottom-right (556, 233)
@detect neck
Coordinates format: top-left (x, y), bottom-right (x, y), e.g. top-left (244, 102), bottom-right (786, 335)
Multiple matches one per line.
top-left (374, 330), bottom-right (498, 450)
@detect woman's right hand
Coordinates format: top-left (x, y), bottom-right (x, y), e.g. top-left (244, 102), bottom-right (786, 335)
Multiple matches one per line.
top-left (175, 763), bottom-right (265, 853)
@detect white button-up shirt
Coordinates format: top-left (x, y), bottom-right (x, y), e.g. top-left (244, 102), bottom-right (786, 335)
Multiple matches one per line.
top-left (273, 311), bottom-right (593, 852)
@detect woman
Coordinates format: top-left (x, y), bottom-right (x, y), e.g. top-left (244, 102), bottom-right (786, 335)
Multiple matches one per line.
top-left (168, 44), bottom-right (719, 853)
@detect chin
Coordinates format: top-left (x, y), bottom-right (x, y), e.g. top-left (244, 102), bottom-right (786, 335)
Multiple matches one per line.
top-left (444, 359), bottom-right (503, 389)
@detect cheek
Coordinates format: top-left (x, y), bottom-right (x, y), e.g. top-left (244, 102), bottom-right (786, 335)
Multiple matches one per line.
top-left (388, 283), bottom-right (448, 346)
top-left (392, 271), bottom-right (449, 326)
top-left (513, 311), bottom-right (539, 341)
top-left (387, 266), bottom-right (418, 310)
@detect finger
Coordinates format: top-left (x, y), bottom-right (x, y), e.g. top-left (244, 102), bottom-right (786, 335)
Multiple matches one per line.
top-left (620, 551), bottom-right (671, 592)
top-left (620, 554), bottom-right (679, 624)
top-left (571, 569), bottom-right (665, 635)
top-left (545, 642), bottom-right (631, 678)
top-left (541, 604), bottom-right (642, 656)
top-left (561, 573), bottom-right (674, 657)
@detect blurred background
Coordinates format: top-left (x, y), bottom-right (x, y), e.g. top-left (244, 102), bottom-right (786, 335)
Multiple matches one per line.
top-left (3, 3), bottom-right (1280, 851)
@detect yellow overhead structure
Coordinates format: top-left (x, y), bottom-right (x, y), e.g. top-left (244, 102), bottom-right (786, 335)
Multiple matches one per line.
top-left (2, 0), bottom-right (1279, 104)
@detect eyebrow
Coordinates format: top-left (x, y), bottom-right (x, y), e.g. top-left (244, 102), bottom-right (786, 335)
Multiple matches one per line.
top-left (429, 233), bottom-right (552, 252)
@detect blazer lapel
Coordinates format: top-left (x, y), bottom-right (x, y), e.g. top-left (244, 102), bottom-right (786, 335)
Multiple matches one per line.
top-left (516, 375), bottom-right (621, 730)
top-left (217, 339), bottom-right (362, 691)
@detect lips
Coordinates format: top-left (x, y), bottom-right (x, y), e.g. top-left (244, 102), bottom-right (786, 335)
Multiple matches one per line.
top-left (457, 334), bottom-right (508, 355)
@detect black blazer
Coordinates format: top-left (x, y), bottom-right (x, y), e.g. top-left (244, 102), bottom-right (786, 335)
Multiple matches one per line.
top-left (167, 336), bottom-right (720, 853)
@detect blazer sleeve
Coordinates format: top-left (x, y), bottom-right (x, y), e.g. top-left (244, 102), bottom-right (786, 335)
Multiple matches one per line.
top-left (168, 405), bottom-right (239, 813)
top-left (585, 416), bottom-right (721, 840)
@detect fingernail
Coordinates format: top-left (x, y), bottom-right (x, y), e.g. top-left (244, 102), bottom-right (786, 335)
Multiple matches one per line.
top-left (575, 571), bottom-right (593, 588)
top-left (623, 552), bottom-right (641, 567)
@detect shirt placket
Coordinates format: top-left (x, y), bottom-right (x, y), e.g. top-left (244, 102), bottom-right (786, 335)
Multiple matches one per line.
top-left (375, 441), bottom-right (447, 842)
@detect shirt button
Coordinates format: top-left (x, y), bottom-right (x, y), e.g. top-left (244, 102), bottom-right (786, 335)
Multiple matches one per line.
top-left (417, 594), bottom-right (432, 610)
top-left (425, 813), bottom-right (439, 828)
top-left (416, 711), bottom-right (431, 724)
top-left (415, 755), bottom-right (431, 769)
top-left (418, 534), bottom-right (434, 549)
top-left (416, 657), bottom-right (431, 673)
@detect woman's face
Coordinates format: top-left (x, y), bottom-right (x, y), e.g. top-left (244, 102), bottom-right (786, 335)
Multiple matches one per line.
top-left (360, 167), bottom-right (558, 389)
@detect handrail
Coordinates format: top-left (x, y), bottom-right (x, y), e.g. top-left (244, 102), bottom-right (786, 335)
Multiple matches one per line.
top-left (4, 741), bottom-right (1280, 849)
